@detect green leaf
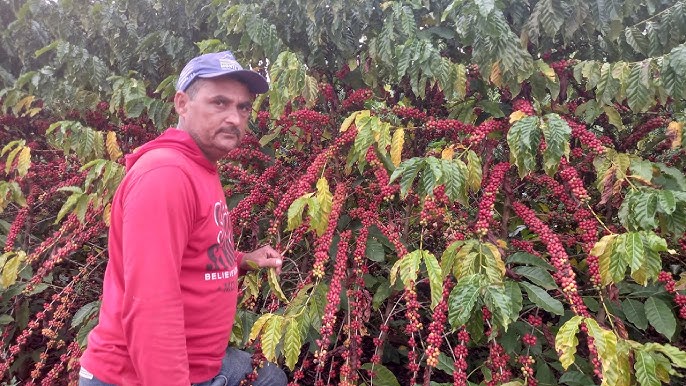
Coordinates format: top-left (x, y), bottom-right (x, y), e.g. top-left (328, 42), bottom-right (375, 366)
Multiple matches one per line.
top-left (0, 314), bottom-right (13, 325)
top-left (440, 241), bottom-right (462, 280)
top-left (448, 274), bottom-right (483, 328)
top-left (609, 233), bottom-right (630, 283)
top-left (284, 318), bottom-right (302, 370)
top-left (541, 113), bottom-right (571, 175)
top-left (507, 116), bottom-right (541, 177)
top-left (634, 350), bottom-right (660, 386)
top-left (436, 352), bottom-right (455, 375)
top-left (505, 280), bottom-right (523, 318)
top-left (422, 157), bottom-right (443, 195)
top-left (644, 297), bottom-right (676, 340)
top-left (520, 281), bottom-right (564, 315)
top-left (626, 61), bottom-right (652, 113)
top-left (622, 299), bottom-right (648, 330)
top-left (365, 238), bottom-right (385, 262)
top-left (484, 284), bottom-right (514, 331)
top-left (514, 266), bottom-right (557, 290)
top-left (286, 193), bottom-right (313, 231)
top-left (657, 190), bottom-right (676, 215)
top-left (71, 301), bottom-right (100, 328)
top-left (634, 191), bottom-right (658, 230)
top-left (506, 252), bottom-right (554, 270)
top-left (360, 363), bottom-right (400, 386)
top-left (441, 159), bottom-right (468, 204)
top-left (389, 157), bottom-right (425, 198)
top-left (555, 315), bottom-right (584, 370)
top-left (643, 343), bottom-right (686, 368)
top-left (624, 232), bottom-right (645, 275)
top-left (559, 371), bottom-right (595, 386)
top-left (55, 191), bottom-right (83, 224)
top-left (390, 250), bottom-right (422, 288)
top-left (423, 252), bottom-right (443, 310)
top-left (466, 150), bottom-right (482, 192)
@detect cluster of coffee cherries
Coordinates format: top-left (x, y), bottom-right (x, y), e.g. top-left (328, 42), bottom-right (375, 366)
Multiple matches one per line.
top-left (566, 118), bottom-right (606, 154)
top-left (474, 162), bottom-right (510, 235)
top-left (486, 342), bottom-right (512, 386)
top-left (392, 105), bottom-right (427, 123)
top-left (452, 329), bottom-right (470, 386)
top-left (558, 159), bottom-right (590, 203)
top-left (512, 202), bottom-right (589, 316)
top-left (621, 116), bottom-right (667, 151)
top-left (341, 88), bottom-right (373, 110)
top-left (424, 278), bottom-right (454, 367)
top-left (512, 99), bottom-right (535, 116)
top-left (315, 231), bottom-right (350, 370)
top-left (658, 271), bottom-right (686, 319)
top-left (468, 119), bottom-right (506, 145)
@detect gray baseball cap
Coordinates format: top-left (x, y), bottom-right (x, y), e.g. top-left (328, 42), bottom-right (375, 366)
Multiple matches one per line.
top-left (176, 51), bottom-right (269, 94)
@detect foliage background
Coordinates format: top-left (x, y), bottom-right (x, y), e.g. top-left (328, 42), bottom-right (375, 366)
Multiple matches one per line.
top-left (2, 0), bottom-right (686, 385)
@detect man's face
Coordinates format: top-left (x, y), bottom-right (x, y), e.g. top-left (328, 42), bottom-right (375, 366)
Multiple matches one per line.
top-left (174, 77), bottom-right (253, 162)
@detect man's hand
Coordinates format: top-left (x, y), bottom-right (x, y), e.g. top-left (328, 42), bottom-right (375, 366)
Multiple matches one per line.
top-left (240, 245), bottom-right (283, 274)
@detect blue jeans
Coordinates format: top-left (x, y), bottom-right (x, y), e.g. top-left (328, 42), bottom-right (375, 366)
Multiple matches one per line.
top-left (79, 348), bottom-right (287, 386)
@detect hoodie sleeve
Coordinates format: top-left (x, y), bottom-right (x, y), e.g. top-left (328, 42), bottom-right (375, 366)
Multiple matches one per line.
top-left (120, 165), bottom-right (195, 385)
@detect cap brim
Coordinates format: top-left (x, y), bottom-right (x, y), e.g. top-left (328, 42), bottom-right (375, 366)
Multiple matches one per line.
top-left (199, 70), bottom-right (269, 94)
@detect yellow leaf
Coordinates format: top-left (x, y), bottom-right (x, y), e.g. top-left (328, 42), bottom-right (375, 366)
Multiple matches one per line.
top-left (592, 234), bottom-right (618, 286)
top-left (1, 251), bottom-right (27, 289)
top-left (268, 267), bottom-right (289, 303)
top-left (284, 318), bottom-right (303, 370)
top-left (667, 121), bottom-right (683, 149)
top-left (248, 313), bottom-right (274, 343)
top-left (13, 95), bottom-right (35, 115)
top-left (106, 131), bottom-right (123, 161)
top-left (262, 315), bottom-right (284, 363)
top-left (391, 127), bottom-right (405, 166)
top-left (490, 61), bottom-right (503, 87)
top-left (509, 110), bottom-right (528, 124)
top-left (340, 110), bottom-right (366, 132)
top-left (536, 60), bottom-right (557, 82)
top-left (311, 177), bottom-right (333, 236)
top-left (103, 203), bottom-right (112, 226)
top-left (441, 145), bottom-right (455, 160)
top-left (555, 315), bottom-right (583, 370)
top-left (17, 146), bottom-right (31, 177)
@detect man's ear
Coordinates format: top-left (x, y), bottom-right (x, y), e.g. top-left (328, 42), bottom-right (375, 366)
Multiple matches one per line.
top-left (174, 91), bottom-right (189, 116)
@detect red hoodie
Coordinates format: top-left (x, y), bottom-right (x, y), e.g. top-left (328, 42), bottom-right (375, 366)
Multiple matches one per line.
top-left (80, 128), bottom-right (243, 385)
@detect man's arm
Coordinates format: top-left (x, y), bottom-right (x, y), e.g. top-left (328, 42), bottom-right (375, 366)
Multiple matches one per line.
top-left (120, 166), bottom-right (195, 385)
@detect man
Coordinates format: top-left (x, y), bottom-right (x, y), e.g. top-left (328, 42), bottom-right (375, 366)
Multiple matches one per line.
top-left (79, 51), bottom-right (288, 386)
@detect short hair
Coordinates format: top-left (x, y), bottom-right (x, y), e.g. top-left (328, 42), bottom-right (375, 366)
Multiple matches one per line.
top-left (184, 76), bottom-right (252, 100)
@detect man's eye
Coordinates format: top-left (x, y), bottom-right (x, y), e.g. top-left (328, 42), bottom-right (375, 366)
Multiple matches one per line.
top-left (239, 105), bottom-right (252, 113)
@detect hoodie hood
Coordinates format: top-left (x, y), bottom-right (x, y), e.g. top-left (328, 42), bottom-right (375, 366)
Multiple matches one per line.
top-left (125, 128), bottom-right (217, 173)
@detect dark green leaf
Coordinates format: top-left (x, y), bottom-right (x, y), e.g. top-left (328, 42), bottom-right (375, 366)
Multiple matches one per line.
top-left (360, 363), bottom-right (400, 386)
top-left (520, 281), bottom-right (564, 315)
top-left (507, 252), bottom-right (554, 270)
top-left (644, 297), bottom-right (676, 340)
top-left (514, 266), bottom-right (557, 290)
top-left (622, 298), bottom-right (648, 330)
top-left (365, 238), bottom-right (385, 262)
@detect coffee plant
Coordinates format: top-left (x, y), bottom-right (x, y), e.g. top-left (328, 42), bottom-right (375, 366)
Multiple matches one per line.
top-left (2, 0), bottom-right (686, 385)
